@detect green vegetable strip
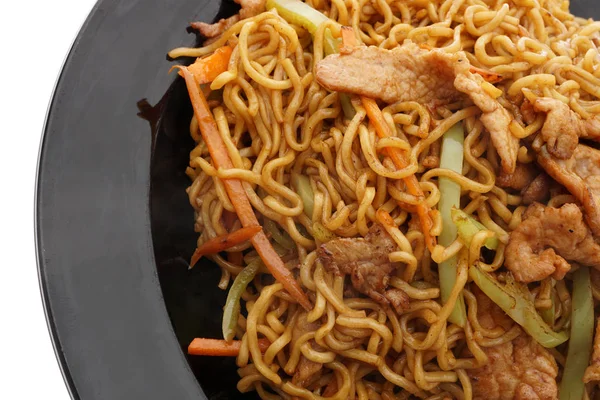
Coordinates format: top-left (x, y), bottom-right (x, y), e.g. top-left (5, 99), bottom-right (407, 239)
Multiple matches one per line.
top-left (266, 0), bottom-right (355, 118)
top-left (264, 218), bottom-right (295, 250)
top-left (438, 123), bottom-right (467, 327)
top-left (470, 264), bottom-right (569, 348)
top-left (559, 266), bottom-right (594, 400)
top-left (451, 208), bottom-right (498, 250)
top-left (291, 174), bottom-right (315, 218)
top-left (222, 259), bottom-right (262, 341)
top-left (266, 0), bottom-right (340, 54)
top-left (540, 291), bottom-right (557, 328)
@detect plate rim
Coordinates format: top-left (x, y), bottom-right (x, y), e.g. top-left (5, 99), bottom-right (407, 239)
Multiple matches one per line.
top-left (34, 0), bottom-right (209, 398)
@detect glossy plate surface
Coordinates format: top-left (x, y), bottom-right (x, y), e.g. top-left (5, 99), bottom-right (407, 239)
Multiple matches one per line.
top-left (36, 0), bottom-right (598, 399)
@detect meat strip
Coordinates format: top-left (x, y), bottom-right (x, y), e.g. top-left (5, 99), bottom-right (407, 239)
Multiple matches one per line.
top-left (584, 318), bottom-right (600, 383)
top-left (291, 312), bottom-right (323, 388)
top-left (534, 97), bottom-right (600, 160)
top-left (468, 290), bottom-right (558, 400)
top-left (496, 163), bottom-right (539, 191)
top-left (520, 173), bottom-right (552, 205)
top-left (538, 143), bottom-right (600, 236)
top-left (318, 223), bottom-right (403, 308)
top-left (191, 0), bottom-right (265, 38)
top-left (315, 42), bottom-right (519, 173)
top-left (505, 203), bottom-right (600, 283)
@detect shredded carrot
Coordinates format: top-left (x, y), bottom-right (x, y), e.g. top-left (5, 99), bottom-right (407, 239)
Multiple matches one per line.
top-left (340, 29), bottom-right (436, 252)
top-left (376, 209), bottom-right (397, 231)
top-left (176, 66), bottom-right (311, 310)
top-left (188, 338), bottom-right (271, 357)
top-left (190, 226), bottom-right (262, 268)
top-left (469, 65), bottom-right (503, 83)
top-left (178, 46), bottom-right (232, 84)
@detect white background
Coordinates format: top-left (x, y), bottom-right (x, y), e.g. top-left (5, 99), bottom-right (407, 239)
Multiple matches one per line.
top-left (1, 1), bottom-right (97, 398)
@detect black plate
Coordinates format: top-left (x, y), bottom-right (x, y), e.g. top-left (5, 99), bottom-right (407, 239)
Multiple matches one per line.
top-left (36, 1), bottom-right (599, 399)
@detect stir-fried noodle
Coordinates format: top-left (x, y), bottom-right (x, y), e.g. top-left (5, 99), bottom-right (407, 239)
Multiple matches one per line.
top-left (169, 0), bottom-right (600, 398)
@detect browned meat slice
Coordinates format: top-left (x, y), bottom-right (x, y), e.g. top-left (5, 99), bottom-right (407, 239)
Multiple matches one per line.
top-left (191, 0), bottom-right (265, 38)
top-left (292, 356), bottom-right (323, 388)
top-left (468, 289), bottom-right (558, 400)
top-left (470, 336), bottom-right (558, 400)
top-left (385, 288), bottom-right (410, 314)
top-left (191, 17), bottom-right (240, 38)
top-left (454, 72), bottom-right (519, 174)
top-left (318, 224), bottom-right (399, 306)
top-left (584, 318), bottom-right (600, 383)
top-left (291, 313), bottom-right (323, 387)
top-left (521, 173), bottom-right (552, 205)
top-left (496, 163), bottom-right (538, 191)
top-left (316, 43), bottom-right (518, 173)
top-left (534, 97), bottom-right (600, 159)
top-left (538, 144), bottom-right (600, 236)
top-left (315, 43), bottom-right (463, 105)
top-left (505, 203), bottom-right (600, 283)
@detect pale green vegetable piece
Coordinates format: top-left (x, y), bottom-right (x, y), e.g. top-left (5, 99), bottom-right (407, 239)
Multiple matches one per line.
top-left (559, 266), bottom-right (594, 400)
top-left (451, 208), bottom-right (498, 250)
top-left (470, 265), bottom-right (569, 348)
top-left (438, 123), bottom-right (467, 327)
top-left (312, 221), bottom-right (336, 243)
top-left (291, 174), bottom-right (314, 218)
top-left (264, 218), bottom-right (295, 250)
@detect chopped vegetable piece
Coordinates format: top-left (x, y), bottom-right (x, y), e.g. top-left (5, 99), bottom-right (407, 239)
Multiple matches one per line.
top-left (263, 219), bottom-right (295, 250)
top-left (469, 65), bottom-right (503, 83)
top-left (451, 208), bottom-right (498, 250)
top-left (177, 66), bottom-right (311, 310)
top-left (312, 221), bottom-right (336, 243)
top-left (190, 226), bottom-right (262, 268)
top-left (470, 264), bottom-right (569, 348)
top-left (179, 46), bottom-right (232, 84)
top-left (540, 290), bottom-right (557, 327)
top-left (188, 337), bottom-right (271, 356)
top-left (222, 259), bottom-right (262, 341)
top-left (559, 266), bottom-right (594, 400)
top-left (266, 0), bottom-right (340, 54)
top-left (438, 123), bottom-right (467, 327)
top-left (291, 173), bottom-right (315, 218)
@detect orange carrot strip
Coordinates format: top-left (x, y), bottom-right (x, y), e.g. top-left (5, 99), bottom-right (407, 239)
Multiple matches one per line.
top-left (188, 338), bottom-right (271, 357)
top-left (361, 98), bottom-right (436, 251)
top-left (376, 209), bottom-right (396, 231)
top-left (176, 66), bottom-right (311, 310)
top-left (178, 46), bottom-right (233, 84)
top-left (339, 29), bottom-right (436, 252)
top-left (190, 226), bottom-right (262, 268)
top-left (469, 65), bottom-right (503, 83)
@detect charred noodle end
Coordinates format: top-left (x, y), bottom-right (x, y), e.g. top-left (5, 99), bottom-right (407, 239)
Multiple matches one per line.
top-left (177, 66), bottom-right (311, 310)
